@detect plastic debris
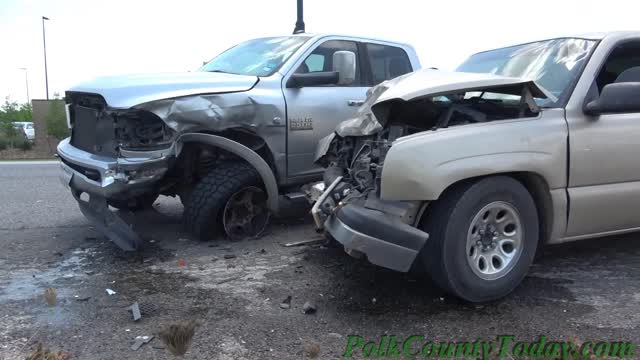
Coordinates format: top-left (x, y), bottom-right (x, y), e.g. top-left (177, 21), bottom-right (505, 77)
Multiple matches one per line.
top-left (177, 259), bottom-right (186, 267)
top-left (303, 301), bottom-right (317, 314)
top-left (280, 295), bottom-right (292, 309)
top-left (106, 289), bottom-right (116, 296)
top-left (129, 302), bottom-right (142, 321)
top-left (131, 335), bottom-right (154, 351)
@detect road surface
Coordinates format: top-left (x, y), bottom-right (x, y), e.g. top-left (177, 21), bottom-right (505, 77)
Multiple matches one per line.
top-left (1, 161), bottom-right (639, 359)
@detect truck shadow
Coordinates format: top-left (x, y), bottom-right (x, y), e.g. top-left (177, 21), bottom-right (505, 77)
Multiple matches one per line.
top-left (301, 231), bottom-right (640, 319)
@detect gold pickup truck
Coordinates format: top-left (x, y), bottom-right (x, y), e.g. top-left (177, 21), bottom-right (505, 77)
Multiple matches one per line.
top-left (313, 32), bottom-right (640, 302)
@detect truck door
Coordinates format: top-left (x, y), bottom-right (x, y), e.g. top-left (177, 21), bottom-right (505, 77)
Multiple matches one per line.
top-left (566, 40), bottom-right (640, 236)
top-left (283, 40), bottom-right (414, 180)
top-left (282, 40), bottom-right (368, 180)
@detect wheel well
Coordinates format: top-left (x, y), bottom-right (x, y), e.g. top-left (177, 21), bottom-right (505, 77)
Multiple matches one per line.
top-left (169, 130), bottom-right (276, 192)
top-left (422, 172), bottom-right (553, 251)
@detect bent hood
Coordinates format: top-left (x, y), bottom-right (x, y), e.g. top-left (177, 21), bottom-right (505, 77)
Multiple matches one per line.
top-left (334, 69), bottom-right (555, 137)
top-left (68, 72), bottom-right (259, 108)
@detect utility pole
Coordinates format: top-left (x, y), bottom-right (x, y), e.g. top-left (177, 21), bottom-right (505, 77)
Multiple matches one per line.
top-left (42, 16), bottom-right (50, 100)
top-left (19, 68), bottom-right (30, 105)
top-left (293, 0), bottom-right (305, 34)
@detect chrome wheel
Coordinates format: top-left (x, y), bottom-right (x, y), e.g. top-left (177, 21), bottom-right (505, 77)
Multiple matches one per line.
top-left (222, 186), bottom-right (269, 240)
top-left (466, 201), bottom-right (523, 280)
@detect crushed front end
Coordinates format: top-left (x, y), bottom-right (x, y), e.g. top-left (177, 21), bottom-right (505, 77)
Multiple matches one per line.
top-left (58, 92), bottom-right (176, 250)
top-left (311, 124), bottom-right (429, 272)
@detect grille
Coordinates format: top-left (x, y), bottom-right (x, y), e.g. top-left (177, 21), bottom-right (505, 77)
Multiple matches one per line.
top-left (68, 93), bottom-right (116, 156)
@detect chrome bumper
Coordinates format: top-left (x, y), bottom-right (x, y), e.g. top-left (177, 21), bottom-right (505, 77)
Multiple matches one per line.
top-left (57, 137), bottom-right (172, 199)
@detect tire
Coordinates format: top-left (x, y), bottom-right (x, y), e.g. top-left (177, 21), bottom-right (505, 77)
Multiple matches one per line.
top-left (183, 162), bottom-right (264, 241)
top-left (419, 176), bottom-right (539, 302)
top-left (107, 193), bottom-right (159, 211)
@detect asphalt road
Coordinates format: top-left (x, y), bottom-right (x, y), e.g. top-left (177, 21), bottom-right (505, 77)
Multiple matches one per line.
top-left (1, 161), bottom-right (640, 359)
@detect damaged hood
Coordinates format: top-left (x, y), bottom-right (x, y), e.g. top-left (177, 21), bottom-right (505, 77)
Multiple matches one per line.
top-left (335, 69), bottom-right (555, 137)
top-left (69, 72), bottom-right (259, 108)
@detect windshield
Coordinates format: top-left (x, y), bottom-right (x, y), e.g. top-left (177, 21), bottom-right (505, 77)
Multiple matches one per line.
top-left (200, 36), bottom-right (310, 77)
top-left (456, 38), bottom-right (596, 107)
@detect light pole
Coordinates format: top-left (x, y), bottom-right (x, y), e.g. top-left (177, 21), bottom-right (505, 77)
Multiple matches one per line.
top-left (42, 16), bottom-right (50, 100)
top-left (19, 68), bottom-right (30, 105)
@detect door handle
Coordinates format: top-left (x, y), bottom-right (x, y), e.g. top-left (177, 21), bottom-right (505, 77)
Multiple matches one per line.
top-left (348, 99), bottom-right (365, 107)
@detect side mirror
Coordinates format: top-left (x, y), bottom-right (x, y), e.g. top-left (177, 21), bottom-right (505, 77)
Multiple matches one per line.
top-left (584, 82), bottom-right (640, 116)
top-left (286, 72), bottom-right (339, 88)
top-left (333, 51), bottom-right (356, 85)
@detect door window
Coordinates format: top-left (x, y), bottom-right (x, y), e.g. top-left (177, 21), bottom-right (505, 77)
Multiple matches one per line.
top-left (365, 43), bottom-right (412, 85)
top-left (295, 40), bottom-right (362, 86)
top-left (596, 41), bottom-right (640, 92)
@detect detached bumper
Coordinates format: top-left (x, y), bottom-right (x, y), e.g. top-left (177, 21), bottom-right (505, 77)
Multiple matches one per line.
top-left (56, 137), bottom-right (174, 251)
top-left (57, 137), bottom-right (171, 199)
top-left (325, 205), bottom-right (429, 272)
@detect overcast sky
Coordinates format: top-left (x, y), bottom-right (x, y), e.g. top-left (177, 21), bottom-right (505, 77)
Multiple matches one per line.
top-left (0, 0), bottom-right (637, 104)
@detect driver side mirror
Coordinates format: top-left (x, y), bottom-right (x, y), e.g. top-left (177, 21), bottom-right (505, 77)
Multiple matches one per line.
top-left (286, 50), bottom-right (357, 88)
top-left (332, 50), bottom-right (356, 86)
top-left (584, 82), bottom-right (640, 116)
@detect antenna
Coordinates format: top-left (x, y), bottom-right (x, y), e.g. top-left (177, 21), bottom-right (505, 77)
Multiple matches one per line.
top-left (293, 0), bottom-right (305, 34)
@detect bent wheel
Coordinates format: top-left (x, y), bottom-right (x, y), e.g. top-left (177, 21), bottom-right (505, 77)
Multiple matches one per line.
top-left (222, 186), bottom-right (269, 240)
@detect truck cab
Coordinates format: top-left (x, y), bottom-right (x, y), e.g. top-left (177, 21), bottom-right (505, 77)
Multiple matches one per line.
top-left (56, 33), bottom-right (421, 249)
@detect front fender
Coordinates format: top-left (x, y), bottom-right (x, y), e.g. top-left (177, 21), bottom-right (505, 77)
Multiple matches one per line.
top-left (380, 114), bottom-right (568, 201)
top-left (178, 133), bottom-right (279, 211)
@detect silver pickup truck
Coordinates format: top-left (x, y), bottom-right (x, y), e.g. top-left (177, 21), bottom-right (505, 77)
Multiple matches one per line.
top-left (57, 33), bottom-right (420, 250)
top-left (313, 32), bottom-right (640, 302)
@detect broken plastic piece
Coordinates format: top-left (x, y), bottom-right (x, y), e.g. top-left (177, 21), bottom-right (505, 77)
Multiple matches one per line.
top-left (106, 288), bottom-right (116, 295)
top-left (129, 302), bottom-right (142, 321)
top-left (131, 335), bottom-right (154, 351)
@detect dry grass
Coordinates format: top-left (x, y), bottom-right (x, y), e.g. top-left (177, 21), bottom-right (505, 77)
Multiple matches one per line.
top-left (43, 288), bottom-right (56, 307)
top-left (25, 343), bottom-right (71, 360)
top-left (303, 340), bottom-right (320, 359)
top-left (157, 320), bottom-right (199, 356)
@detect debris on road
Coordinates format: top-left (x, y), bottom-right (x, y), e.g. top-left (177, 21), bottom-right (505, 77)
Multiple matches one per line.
top-left (223, 254), bottom-right (237, 259)
top-left (105, 288), bottom-right (116, 296)
top-left (282, 237), bottom-right (324, 247)
top-left (128, 302), bottom-right (142, 321)
top-left (44, 288), bottom-right (57, 306)
top-left (74, 295), bottom-right (91, 302)
top-left (131, 335), bottom-right (154, 351)
top-left (158, 321), bottom-right (198, 356)
top-left (177, 259), bottom-right (186, 267)
top-left (280, 296), bottom-right (292, 309)
top-left (303, 301), bottom-right (317, 314)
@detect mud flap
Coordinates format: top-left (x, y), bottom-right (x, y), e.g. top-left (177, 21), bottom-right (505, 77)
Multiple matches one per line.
top-left (73, 192), bottom-right (143, 251)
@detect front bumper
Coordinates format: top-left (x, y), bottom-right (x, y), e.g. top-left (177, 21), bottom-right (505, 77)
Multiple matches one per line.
top-left (57, 137), bottom-right (172, 199)
top-left (313, 178), bottom-right (429, 272)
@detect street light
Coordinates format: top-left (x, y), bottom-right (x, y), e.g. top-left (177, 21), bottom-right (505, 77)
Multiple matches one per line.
top-left (19, 68), bottom-right (30, 105)
top-left (42, 16), bottom-right (50, 100)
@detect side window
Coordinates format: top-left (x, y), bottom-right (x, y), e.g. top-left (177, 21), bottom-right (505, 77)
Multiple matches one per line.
top-left (295, 40), bottom-right (361, 86)
top-left (596, 41), bottom-right (640, 93)
top-left (366, 43), bottom-right (412, 85)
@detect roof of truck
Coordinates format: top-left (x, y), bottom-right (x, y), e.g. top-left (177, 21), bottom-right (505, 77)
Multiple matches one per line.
top-left (289, 32), bottom-right (416, 49)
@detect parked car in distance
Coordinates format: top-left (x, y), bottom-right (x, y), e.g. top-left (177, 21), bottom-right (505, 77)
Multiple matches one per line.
top-left (312, 32), bottom-right (640, 302)
top-left (11, 122), bottom-right (35, 142)
top-left (56, 33), bottom-right (422, 251)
